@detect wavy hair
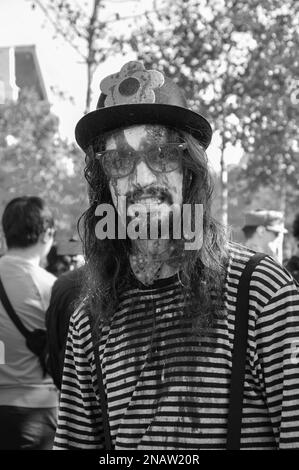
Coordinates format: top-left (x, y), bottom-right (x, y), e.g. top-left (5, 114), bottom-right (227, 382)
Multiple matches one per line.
top-left (78, 127), bottom-right (228, 336)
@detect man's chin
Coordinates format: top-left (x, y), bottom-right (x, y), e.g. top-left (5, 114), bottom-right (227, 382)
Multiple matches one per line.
top-left (134, 238), bottom-right (172, 257)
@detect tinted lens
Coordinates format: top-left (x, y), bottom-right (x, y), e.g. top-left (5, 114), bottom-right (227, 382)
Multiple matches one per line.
top-left (147, 144), bottom-right (183, 172)
top-left (102, 150), bottom-right (134, 177)
top-left (99, 143), bottom-right (186, 177)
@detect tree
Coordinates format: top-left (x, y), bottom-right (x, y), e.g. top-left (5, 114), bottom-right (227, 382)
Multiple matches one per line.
top-left (32, 0), bottom-right (110, 113)
top-left (126, 0), bottom-right (299, 225)
top-left (0, 88), bottom-right (88, 242)
top-left (232, 0), bottom-right (299, 220)
top-left (126, 0), bottom-right (254, 225)
top-left (31, 0), bottom-right (155, 113)
top-left (30, 0), bottom-right (299, 228)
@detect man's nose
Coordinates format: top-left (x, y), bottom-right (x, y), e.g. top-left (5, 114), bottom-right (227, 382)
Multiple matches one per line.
top-left (133, 159), bottom-right (157, 185)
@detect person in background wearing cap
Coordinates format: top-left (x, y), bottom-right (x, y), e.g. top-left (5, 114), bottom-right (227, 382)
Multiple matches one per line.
top-left (54, 61), bottom-right (299, 450)
top-left (242, 210), bottom-right (287, 264)
top-left (46, 236), bottom-right (85, 277)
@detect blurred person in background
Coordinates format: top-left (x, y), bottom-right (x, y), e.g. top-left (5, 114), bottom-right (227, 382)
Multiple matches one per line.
top-left (46, 235), bottom-right (85, 277)
top-left (285, 213), bottom-right (299, 283)
top-left (45, 245), bottom-right (72, 277)
top-left (242, 209), bottom-right (287, 264)
top-left (0, 196), bottom-right (58, 450)
top-left (46, 236), bottom-right (84, 389)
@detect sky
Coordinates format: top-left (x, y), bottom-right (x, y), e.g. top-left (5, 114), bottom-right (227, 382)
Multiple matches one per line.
top-left (0, 0), bottom-right (243, 171)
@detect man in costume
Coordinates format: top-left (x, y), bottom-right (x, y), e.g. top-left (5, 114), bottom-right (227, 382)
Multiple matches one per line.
top-left (54, 61), bottom-right (299, 450)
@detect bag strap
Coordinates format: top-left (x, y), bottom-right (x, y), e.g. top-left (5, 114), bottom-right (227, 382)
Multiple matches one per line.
top-left (90, 316), bottom-right (112, 450)
top-left (0, 276), bottom-right (30, 338)
top-left (226, 252), bottom-right (267, 450)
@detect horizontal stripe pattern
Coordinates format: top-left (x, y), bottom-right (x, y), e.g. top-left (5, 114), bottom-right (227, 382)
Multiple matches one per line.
top-left (54, 243), bottom-right (299, 449)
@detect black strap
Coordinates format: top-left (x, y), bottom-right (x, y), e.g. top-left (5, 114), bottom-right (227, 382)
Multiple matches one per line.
top-left (90, 317), bottom-right (112, 450)
top-left (0, 277), bottom-right (31, 338)
top-left (227, 252), bottom-right (267, 450)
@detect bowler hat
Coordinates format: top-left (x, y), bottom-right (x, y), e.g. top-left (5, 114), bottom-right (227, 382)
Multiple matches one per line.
top-left (75, 61), bottom-right (212, 151)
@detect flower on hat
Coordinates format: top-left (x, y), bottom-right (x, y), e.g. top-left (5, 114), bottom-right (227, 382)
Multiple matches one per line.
top-left (100, 61), bottom-right (164, 107)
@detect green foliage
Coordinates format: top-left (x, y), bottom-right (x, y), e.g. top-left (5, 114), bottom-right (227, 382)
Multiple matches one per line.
top-left (0, 89), bottom-right (88, 242)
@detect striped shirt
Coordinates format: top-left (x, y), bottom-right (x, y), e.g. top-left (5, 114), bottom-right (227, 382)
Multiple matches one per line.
top-left (54, 243), bottom-right (299, 449)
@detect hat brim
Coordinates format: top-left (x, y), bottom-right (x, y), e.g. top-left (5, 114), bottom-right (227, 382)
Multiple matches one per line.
top-left (75, 103), bottom-right (212, 151)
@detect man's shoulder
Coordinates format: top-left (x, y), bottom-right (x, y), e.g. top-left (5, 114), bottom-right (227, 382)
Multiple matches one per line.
top-left (0, 254), bottom-right (56, 289)
top-left (68, 301), bottom-right (91, 333)
top-left (228, 241), bottom-right (295, 291)
top-left (228, 241), bottom-right (255, 261)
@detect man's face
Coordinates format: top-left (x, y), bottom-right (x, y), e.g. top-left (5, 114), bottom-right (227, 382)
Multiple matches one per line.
top-left (103, 124), bottom-right (184, 231)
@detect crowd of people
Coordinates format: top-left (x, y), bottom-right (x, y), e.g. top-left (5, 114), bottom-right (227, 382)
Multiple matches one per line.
top-left (0, 60), bottom-right (299, 450)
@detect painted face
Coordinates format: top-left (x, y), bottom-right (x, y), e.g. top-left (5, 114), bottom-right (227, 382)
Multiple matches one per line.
top-left (104, 124), bottom-right (184, 230)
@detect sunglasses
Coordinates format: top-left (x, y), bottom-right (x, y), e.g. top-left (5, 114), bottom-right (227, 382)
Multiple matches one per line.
top-left (95, 142), bottom-right (187, 178)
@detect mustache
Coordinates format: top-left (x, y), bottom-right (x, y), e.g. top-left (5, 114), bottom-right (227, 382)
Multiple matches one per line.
top-left (126, 186), bottom-right (174, 205)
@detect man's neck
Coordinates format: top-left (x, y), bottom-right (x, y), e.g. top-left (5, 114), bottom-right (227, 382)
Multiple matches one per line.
top-left (129, 238), bottom-right (181, 285)
top-left (6, 246), bottom-right (42, 266)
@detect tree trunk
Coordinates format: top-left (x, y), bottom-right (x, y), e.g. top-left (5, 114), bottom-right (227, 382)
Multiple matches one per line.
top-left (220, 140), bottom-right (228, 227)
top-left (85, 62), bottom-right (93, 114)
top-left (85, 0), bottom-right (101, 114)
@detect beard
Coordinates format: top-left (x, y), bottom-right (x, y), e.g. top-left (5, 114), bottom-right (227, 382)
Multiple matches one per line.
top-left (126, 203), bottom-right (180, 240)
top-left (124, 185), bottom-right (181, 243)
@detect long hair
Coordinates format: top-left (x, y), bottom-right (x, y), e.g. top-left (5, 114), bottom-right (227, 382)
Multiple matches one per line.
top-left (78, 128), bottom-right (228, 336)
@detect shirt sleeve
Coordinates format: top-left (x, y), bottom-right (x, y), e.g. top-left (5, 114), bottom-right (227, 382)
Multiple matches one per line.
top-left (31, 268), bottom-right (57, 313)
top-left (255, 281), bottom-right (299, 448)
top-left (53, 314), bottom-right (104, 449)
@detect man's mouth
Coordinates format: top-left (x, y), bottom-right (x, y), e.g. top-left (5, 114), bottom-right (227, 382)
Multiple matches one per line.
top-left (133, 197), bottom-right (165, 205)
top-left (128, 188), bottom-right (173, 206)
